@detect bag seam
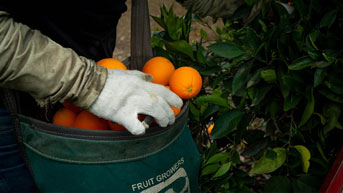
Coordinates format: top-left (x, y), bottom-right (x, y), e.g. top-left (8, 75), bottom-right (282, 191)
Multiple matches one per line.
top-left (23, 126), bottom-right (185, 164)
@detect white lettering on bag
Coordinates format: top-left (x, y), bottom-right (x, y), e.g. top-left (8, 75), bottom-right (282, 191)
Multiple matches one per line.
top-left (141, 167), bottom-right (189, 193)
top-left (131, 157), bottom-right (189, 193)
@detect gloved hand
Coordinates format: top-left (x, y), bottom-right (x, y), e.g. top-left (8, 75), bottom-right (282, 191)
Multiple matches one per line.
top-left (89, 69), bottom-right (183, 135)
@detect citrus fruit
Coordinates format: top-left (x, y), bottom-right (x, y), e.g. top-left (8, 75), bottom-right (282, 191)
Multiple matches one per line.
top-left (96, 58), bottom-right (127, 70)
top-left (52, 108), bottom-right (77, 127)
top-left (142, 56), bottom-right (175, 85)
top-left (63, 102), bottom-right (81, 113)
top-left (169, 66), bottom-right (202, 99)
top-left (208, 124), bottom-right (215, 135)
top-left (171, 106), bottom-right (181, 116)
top-left (165, 86), bottom-right (182, 116)
top-left (74, 110), bottom-right (108, 130)
top-left (108, 121), bottom-right (126, 131)
top-left (108, 114), bottom-right (146, 131)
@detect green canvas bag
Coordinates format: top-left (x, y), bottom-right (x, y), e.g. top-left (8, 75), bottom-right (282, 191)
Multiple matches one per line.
top-left (17, 101), bottom-right (201, 193)
top-left (1, 86), bottom-right (201, 192)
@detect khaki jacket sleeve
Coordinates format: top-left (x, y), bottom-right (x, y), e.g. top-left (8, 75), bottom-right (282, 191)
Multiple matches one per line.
top-left (0, 11), bottom-right (107, 109)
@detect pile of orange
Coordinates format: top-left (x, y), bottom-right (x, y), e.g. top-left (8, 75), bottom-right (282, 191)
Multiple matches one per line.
top-left (142, 56), bottom-right (202, 100)
top-left (52, 58), bottom-right (128, 131)
top-left (52, 57), bottom-right (203, 131)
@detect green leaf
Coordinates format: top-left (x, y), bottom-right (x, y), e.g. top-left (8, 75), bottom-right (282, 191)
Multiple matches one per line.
top-left (196, 44), bottom-right (207, 64)
top-left (166, 40), bottom-right (194, 60)
top-left (232, 61), bottom-right (253, 95)
top-left (245, 27), bottom-right (260, 50)
top-left (212, 87), bottom-right (223, 97)
top-left (318, 88), bottom-right (343, 103)
top-left (314, 113), bottom-right (327, 125)
top-left (320, 9), bottom-right (338, 28)
top-left (323, 103), bottom-right (341, 134)
top-left (326, 75), bottom-right (343, 95)
top-left (234, 113), bottom-right (253, 145)
top-left (322, 49), bottom-right (337, 63)
top-left (206, 152), bottom-right (231, 165)
top-left (200, 28), bottom-right (208, 40)
top-left (152, 16), bottom-right (166, 29)
top-left (293, 24), bottom-right (304, 42)
top-left (314, 61), bottom-right (331, 68)
top-left (197, 66), bottom-right (221, 76)
top-left (189, 102), bottom-right (200, 122)
top-left (264, 176), bottom-right (291, 193)
top-left (208, 42), bottom-right (245, 59)
top-left (283, 93), bottom-right (302, 111)
top-left (201, 105), bottom-right (220, 120)
top-left (293, 0), bottom-right (307, 19)
top-left (325, 81), bottom-right (343, 95)
top-left (265, 149), bottom-right (277, 160)
top-left (251, 85), bottom-right (273, 106)
top-left (316, 142), bottom-right (329, 163)
top-left (292, 176), bottom-right (321, 193)
top-left (204, 141), bottom-right (218, 162)
top-left (182, 9), bottom-right (192, 41)
top-left (299, 87), bottom-right (315, 127)
top-left (195, 95), bottom-right (229, 108)
top-left (162, 6), bottom-right (183, 41)
top-left (293, 145), bottom-right (311, 173)
top-left (242, 138), bottom-right (269, 157)
top-left (288, 57), bottom-right (315, 70)
top-left (201, 164), bottom-right (219, 176)
top-left (250, 147), bottom-right (287, 174)
top-left (211, 110), bottom-right (244, 139)
top-left (258, 19), bottom-right (267, 32)
top-left (313, 68), bottom-right (326, 88)
top-left (307, 50), bottom-right (320, 60)
top-left (278, 67), bottom-right (291, 98)
top-left (247, 68), bottom-right (263, 88)
top-left (213, 162), bottom-right (232, 178)
top-left (266, 99), bottom-right (279, 118)
top-left (308, 31), bottom-right (320, 50)
top-left (277, 39), bottom-right (288, 61)
top-left (260, 69), bottom-right (277, 83)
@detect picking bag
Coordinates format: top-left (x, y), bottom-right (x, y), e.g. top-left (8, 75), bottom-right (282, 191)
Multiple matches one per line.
top-left (16, 101), bottom-right (201, 193)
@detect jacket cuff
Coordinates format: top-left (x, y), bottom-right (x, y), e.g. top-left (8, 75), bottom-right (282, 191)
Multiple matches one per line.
top-left (73, 62), bottom-right (107, 109)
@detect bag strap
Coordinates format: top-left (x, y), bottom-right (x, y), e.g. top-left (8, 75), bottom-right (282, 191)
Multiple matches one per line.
top-left (130, 0), bottom-right (153, 70)
top-left (0, 88), bottom-right (20, 114)
top-left (0, 89), bottom-right (39, 192)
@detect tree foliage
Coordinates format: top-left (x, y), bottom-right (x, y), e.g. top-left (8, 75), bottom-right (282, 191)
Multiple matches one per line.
top-left (152, 1), bottom-right (343, 192)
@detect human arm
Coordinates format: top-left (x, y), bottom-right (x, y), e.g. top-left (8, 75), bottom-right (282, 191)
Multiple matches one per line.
top-left (0, 11), bottom-right (106, 108)
top-left (0, 11), bottom-right (182, 135)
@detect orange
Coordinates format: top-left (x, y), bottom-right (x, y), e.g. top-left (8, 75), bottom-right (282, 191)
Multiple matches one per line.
top-left (63, 102), bottom-right (82, 113)
top-left (208, 124), bottom-right (215, 135)
top-left (108, 121), bottom-right (126, 131)
top-left (165, 86), bottom-right (182, 116)
top-left (142, 57), bottom-right (175, 85)
top-left (171, 106), bottom-right (181, 116)
top-left (74, 110), bottom-right (108, 130)
top-left (52, 108), bottom-right (77, 127)
top-left (138, 114), bottom-right (146, 121)
top-left (169, 67), bottom-right (202, 99)
top-left (108, 114), bottom-right (145, 131)
top-left (96, 58), bottom-right (127, 70)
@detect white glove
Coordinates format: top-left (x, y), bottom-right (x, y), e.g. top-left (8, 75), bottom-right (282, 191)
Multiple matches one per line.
top-left (89, 69), bottom-right (183, 135)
